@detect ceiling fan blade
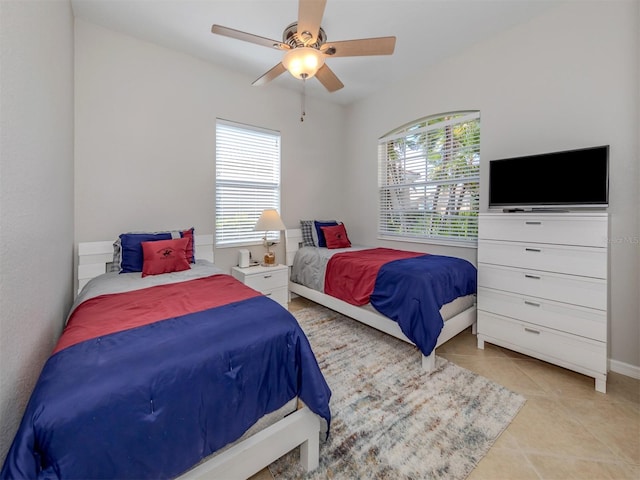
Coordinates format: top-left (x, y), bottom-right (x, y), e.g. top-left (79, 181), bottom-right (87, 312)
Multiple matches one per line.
top-left (322, 36), bottom-right (396, 57)
top-left (297, 0), bottom-right (327, 44)
top-left (315, 64), bottom-right (344, 92)
top-left (211, 25), bottom-right (290, 51)
top-left (252, 63), bottom-right (287, 87)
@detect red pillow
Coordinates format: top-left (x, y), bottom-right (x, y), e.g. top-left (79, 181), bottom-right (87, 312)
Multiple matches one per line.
top-left (141, 237), bottom-right (191, 277)
top-left (321, 224), bottom-right (351, 249)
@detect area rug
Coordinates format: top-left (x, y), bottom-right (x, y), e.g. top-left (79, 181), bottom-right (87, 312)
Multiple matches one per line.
top-left (269, 304), bottom-right (525, 480)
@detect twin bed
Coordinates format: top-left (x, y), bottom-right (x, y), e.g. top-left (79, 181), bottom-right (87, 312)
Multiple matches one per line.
top-left (2, 224), bottom-right (477, 479)
top-left (286, 226), bottom-right (477, 372)
top-left (2, 232), bottom-right (330, 480)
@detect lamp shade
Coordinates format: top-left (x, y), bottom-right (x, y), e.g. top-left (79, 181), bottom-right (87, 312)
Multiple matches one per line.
top-left (282, 47), bottom-right (325, 79)
top-left (254, 209), bottom-right (286, 232)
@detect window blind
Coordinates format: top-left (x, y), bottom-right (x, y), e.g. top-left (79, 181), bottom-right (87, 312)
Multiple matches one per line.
top-left (215, 119), bottom-right (281, 246)
top-left (378, 111), bottom-right (480, 244)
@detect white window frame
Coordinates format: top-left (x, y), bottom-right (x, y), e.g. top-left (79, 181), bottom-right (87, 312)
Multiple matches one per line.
top-left (215, 119), bottom-right (282, 247)
top-left (378, 111), bottom-right (480, 247)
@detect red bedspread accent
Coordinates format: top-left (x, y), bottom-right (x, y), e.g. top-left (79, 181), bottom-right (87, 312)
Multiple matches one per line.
top-left (54, 274), bottom-right (261, 354)
top-left (324, 248), bottom-right (426, 306)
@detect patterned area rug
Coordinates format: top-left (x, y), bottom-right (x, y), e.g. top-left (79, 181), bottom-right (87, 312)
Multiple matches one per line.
top-left (270, 304), bottom-right (525, 480)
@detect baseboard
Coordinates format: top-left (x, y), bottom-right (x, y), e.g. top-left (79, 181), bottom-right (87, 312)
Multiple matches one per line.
top-left (610, 359), bottom-right (640, 380)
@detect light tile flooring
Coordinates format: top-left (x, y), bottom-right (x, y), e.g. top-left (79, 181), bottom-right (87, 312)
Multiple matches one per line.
top-left (252, 298), bottom-right (639, 480)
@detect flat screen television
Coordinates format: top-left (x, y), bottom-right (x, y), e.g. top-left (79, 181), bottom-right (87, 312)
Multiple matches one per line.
top-left (488, 145), bottom-right (609, 210)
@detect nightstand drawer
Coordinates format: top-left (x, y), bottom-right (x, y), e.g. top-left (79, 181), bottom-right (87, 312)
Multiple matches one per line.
top-left (261, 286), bottom-right (288, 307)
top-left (242, 269), bottom-right (288, 292)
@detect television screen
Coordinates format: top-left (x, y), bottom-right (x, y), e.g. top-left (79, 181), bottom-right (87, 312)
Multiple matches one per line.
top-left (488, 145), bottom-right (609, 209)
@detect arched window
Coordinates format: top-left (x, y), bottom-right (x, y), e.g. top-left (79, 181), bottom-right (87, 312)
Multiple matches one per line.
top-left (378, 111), bottom-right (480, 245)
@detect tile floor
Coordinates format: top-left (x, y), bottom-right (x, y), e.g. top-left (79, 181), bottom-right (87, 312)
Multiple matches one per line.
top-left (252, 298), bottom-right (639, 480)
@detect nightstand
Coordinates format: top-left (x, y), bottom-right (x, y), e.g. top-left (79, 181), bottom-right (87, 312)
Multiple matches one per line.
top-left (231, 264), bottom-right (289, 308)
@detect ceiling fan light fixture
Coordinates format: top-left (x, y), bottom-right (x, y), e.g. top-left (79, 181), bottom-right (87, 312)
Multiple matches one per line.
top-left (211, 0), bottom-right (395, 94)
top-left (282, 47), bottom-right (325, 80)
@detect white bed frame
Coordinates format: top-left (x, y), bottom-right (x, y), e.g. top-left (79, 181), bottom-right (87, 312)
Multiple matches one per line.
top-left (76, 235), bottom-right (322, 480)
top-left (285, 229), bottom-right (477, 372)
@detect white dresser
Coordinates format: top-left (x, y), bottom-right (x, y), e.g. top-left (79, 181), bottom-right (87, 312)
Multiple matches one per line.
top-left (477, 212), bottom-right (609, 392)
top-left (231, 264), bottom-right (289, 308)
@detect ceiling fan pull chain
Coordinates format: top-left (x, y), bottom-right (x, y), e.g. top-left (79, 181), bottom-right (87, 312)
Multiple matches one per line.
top-left (300, 75), bottom-right (307, 122)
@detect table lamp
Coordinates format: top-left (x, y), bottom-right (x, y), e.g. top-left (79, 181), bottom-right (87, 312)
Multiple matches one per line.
top-left (254, 209), bottom-right (286, 266)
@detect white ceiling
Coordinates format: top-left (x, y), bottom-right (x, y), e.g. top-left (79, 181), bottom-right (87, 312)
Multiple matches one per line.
top-left (70, 0), bottom-right (562, 106)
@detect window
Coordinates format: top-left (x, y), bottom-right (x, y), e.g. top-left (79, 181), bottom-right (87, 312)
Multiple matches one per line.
top-left (378, 111), bottom-right (480, 245)
top-left (215, 119), bottom-right (281, 246)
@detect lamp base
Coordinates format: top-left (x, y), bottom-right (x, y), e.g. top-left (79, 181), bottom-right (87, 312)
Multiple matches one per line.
top-left (262, 251), bottom-right (276, 266)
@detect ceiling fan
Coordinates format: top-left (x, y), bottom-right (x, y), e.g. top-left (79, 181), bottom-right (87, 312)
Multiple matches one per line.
top-left (211, 0), bottom-right (396, 93)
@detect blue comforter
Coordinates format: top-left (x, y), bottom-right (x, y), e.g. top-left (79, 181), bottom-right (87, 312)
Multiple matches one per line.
top-left (370, 255), bottom-right (477, 356)
top-left (1, 295), bottom-right (331, 480)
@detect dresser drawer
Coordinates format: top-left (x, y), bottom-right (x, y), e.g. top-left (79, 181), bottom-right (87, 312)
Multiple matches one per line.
top-left (478, 240), bottom-right (606, 278)
top-left (242, 268), bottom-right (288, 292)
top-left (477, 287), bottom-right (606, 341)
top-left (478, 264), bottom-right (606, 310)
top-left (479, 214), bottom-right (607, 247)
top-left (477, 311), bottom-right (607, 375)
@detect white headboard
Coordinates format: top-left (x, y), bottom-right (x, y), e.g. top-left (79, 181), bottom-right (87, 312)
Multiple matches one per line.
top-left (77, 234), bottom-right (214, 295)
top-left (285, 229), bottom-right (303, 266)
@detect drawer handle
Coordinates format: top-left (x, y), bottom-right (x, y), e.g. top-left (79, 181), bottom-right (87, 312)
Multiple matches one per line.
top-left (525, 248), bottom-right (541, 253)
top-left (263, 275), bottom-right (272, 279)
top-left (524, 328), bottom-right (541, 335)
top-left (524, 274), bottom-right (541, 280)
top-left (524, 300), bottom-right (540, 307)
top-left (525, 221), bottom-right (542, 225)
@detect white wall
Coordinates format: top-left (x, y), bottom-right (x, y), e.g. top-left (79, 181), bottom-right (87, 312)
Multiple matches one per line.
top-left (1, 0), bottom-right (635, 470)
top-left (0, 0), bottom-right (75, 463)
top-left (74, 19), bottom-right (347, 272)
top-left (0, 3), bottom-right (637, 469)
top-left (344, 1), bottom-right (639, 370)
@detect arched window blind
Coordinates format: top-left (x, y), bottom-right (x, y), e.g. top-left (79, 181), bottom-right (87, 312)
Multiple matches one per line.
top-left (215, 119), bottom-right (281, 246)
top-left (378, 111), bottom-right (480, 245)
